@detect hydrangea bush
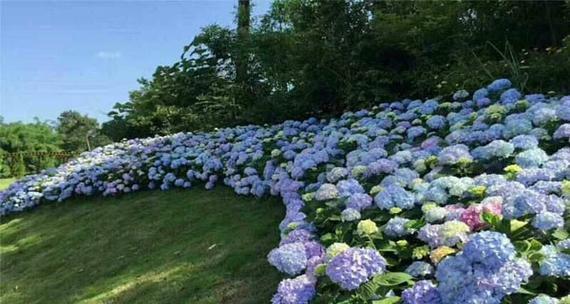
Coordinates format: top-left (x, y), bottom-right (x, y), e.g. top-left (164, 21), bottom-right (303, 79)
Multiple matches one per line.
top-left (1, 79), bottom-right (569, 303)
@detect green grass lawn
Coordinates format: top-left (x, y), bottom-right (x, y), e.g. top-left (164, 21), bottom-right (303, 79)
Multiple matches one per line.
top-left (0, 177), bottom-right (16, 190)
top-left (0, 187), bottom-right (284, 304)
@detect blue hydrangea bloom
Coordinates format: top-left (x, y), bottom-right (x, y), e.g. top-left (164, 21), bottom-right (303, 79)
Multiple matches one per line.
top-left (375, 185), bottom-right (416, 210)
top-left (500, 88), bottom-right (522, 104)
top-left (314, 183), bottom-right (339, 201)
top-left (384, 217), bottom-right (412, 238)
top-left (532, 212), bottom-right (564, 231)
top-left (516, 148), bottom-right (549, 168)
top-left (487, 78), bottom-right (512, 92)
top-left (438, 144), bottom-right (472, 165)
top-left (426, 115), bottom-right (446, 130)
top-left (346, 193), bottom-right (373, 211)
top-left (405, 261), bottom-right (434, 278)
top-left (463, 231), bottom-right (515, 268)
top-left (529, 294), bottom-right (560, 304)
top-left (402, 280), bottom-right (441, 304)
top-left (511, 134), bottom-right (539, 150)
top-left (268, 242), bottom-right (308, 275)
top-left (539, 245), bottom-right (570, 277)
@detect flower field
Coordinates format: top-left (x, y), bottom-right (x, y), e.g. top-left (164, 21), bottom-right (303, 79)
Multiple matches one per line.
top-left (1, 79), bottom-right (569, 303)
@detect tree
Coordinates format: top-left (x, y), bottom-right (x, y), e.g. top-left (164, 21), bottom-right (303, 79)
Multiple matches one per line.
top-left (101, 0), bottom-right (570, 139)
top-left (56, 111), bottom-right (110, 153)
top-left (0, 117), bottom-right (62, 176)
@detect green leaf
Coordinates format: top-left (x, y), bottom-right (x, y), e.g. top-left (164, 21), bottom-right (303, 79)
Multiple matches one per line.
top-left (320, 233), bottom-right (335, 243)
top-left (482, 212), bottom-right (501, 227)
top-left (552, 229), bottom-right (569, 240)
top-left (528, 252), bottom-right (545, 263)
top-left (515, 287), bottom-right (537, 296)
top-left (514, 240), bottom-right (531, 253)
top-left (373, 272), bottom-right (414, 286)
top-left (528, 239), bottom-right (543, 252)
top-left (372, 296), bottom-right (401, 304)
top-left (357, 279), bottom-right (380, 299)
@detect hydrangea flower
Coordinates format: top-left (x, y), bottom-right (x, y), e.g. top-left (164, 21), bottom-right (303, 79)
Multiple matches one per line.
top-left (405, 261), bottom-right (434, 278)
top-left (516, 148), bottom-right (549, 168)
top-left (529, 294), bottom-right (560, 304)
top-left (384, 217), bottom-right (412, 238)
top-left (539, 245), bottom-right (570, 277)
top-left (314, 183), bottom-right (339, 201)
top-left (500, 88), bottom-right (522, 104)
top-left (463, 231), bottom-right (515, 268)
top-left (325, 243), bottom-right (350, 261)
top-left (487, 78), bottom-right (512, 92)
top-left (346, 193), bottom-right (373, 211)
top-left (422, 203), bottom-right (448, 223)
top-left (326, 248), bottom-right (387, 290)
top-left (272, 275), bottom-right (316, 304)
top-left (402, 280), bottom-right (441, 304)
top-left (341, 208), bottom-right (361, 222)
top-left (532, 212), bottom-right (564, 231)
top-left (418, 221), bottom-right (470, 248)
top-left (511, 134), bottom-right (539, 150)
top-left (438, 144), bottom-right (472, 165)
top-left (357, 219), bottom-right (379, 235)
top-left (436, 232), bottom-right (532, 304)
top-left (268, 242), bottom-right (308, 275)
top-left (375, 185), bottom-right (416, 210)
top-left (553, 124), bottom-right (570, 140)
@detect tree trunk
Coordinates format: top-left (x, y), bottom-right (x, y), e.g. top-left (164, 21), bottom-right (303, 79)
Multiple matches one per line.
top-left (236, 0), bottom-right (250, 84)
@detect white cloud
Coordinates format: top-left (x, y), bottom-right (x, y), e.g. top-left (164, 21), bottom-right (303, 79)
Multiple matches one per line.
top-left (96, 51), bottom-right (122, 59)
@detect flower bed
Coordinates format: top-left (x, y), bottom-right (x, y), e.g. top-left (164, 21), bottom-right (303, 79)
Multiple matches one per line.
top-left (1, 79), bottom-right (569, 303)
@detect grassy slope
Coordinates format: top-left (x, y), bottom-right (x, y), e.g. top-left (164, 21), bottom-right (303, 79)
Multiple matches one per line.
top-left (0, 187), bottom-right (284, 304)
top-left (0, 178), bottom-right (16, 190)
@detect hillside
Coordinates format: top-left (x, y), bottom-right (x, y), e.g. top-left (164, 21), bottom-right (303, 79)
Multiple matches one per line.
top-left (1, 79), bottom-right (569, 303)
top-left (0, 188), bottom-right (283, 304)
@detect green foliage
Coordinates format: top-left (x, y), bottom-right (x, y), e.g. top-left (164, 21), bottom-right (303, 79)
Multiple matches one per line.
top-left (0, 118), bottom-right (62, 177)
top-left (0, 111), bottom-right (109, 177)
top-left (12, 154), bottom-right (26, 178)
top-left (102, 0), bottom-right (570, 139)
top-left (57, 110), bottom-right (111, 153)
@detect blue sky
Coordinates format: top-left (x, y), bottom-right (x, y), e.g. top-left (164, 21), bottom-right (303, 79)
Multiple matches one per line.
top-left (0, 0), bottom-right (272, 123)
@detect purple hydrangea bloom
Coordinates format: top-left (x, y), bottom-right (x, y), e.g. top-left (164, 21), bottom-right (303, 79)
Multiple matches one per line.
top-left (337, 179), bottom-right (365, 197)
top-left (326, 248), bottom-right (387, 290)
top-left (271, 275), bottom-right (316, 304)
top-left (346, 193), bottom-right (373, 211)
